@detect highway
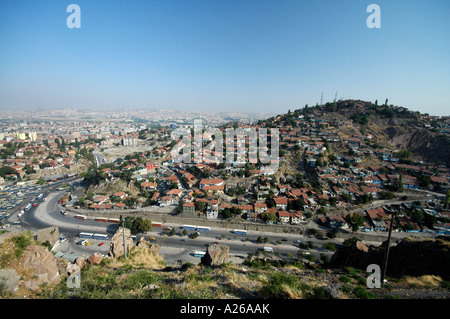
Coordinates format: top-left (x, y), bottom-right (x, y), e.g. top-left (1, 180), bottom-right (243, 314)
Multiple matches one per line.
top-left (9, 178), bottom-right (437, 266)
top-left (12, 183), bottom-right (338, 265)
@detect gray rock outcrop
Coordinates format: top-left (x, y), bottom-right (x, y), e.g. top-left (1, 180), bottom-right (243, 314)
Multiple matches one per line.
top-left (201, 243), bottom-right (229, 266)
top-left (0, 269), bottom-right (20, 294)
top-left (108, 227), bottom-right (133, 258)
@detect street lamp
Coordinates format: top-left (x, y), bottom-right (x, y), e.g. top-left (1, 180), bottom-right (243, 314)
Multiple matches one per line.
top-left (120, 215), bottom-right (127, 260)
top-left (380, 207), bottom-right (396, 286)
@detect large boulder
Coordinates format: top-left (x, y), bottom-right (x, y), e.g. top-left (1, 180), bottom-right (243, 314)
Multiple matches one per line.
top-left (201, 243), bottom-right (229, 266)
top-left (20, 245), bottom-right (61, 291)
top-left (108, 227), bottom-right (134, 258)
top-left (75, 257), bottom-right (86, 269)
top-left (87, 252), bottom-right (103, 265)
top-left (136, 236), bottom-right (148, 248)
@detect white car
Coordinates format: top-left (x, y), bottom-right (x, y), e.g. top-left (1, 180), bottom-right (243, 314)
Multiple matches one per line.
top-left (2, 224), bottom-right (11, 229)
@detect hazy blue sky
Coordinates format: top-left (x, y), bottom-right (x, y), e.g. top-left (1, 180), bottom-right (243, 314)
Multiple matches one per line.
top-left (0, 0), bottom-right (449, 115)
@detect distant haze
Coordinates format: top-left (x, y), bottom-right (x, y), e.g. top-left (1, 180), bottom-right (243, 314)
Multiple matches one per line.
top-left (0, 1), bottom-right (449, 116)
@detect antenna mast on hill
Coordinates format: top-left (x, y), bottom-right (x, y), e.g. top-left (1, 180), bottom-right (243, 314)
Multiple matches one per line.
top-left (320, 92), bottom-right (323, 105)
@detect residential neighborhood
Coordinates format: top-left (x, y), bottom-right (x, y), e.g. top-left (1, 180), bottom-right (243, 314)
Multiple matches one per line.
top-left (3, 103), bottom-right (448, 238)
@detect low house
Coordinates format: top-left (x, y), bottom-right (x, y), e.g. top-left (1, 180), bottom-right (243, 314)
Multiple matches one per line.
top-left (277, 210), bottom-right (290, 223)
top-left (328, 215), bottom-right (347, 229)
top-left (159, 195), bottom-right (174, 206)
top-left (290, 212), bottom-right (305, 224)
top-left (93, 195), bottom-right (109, 205)
top-left (202, 184), bottom-right (224, 193)
top-left (141, 181), bottom-right (157, 190)
top-left (166, 188), bottom-right (182, 197)
top-left (396, 215), bottom-right (420, 232)
top-left (113, 191), bottom-right (127, 200)
top-left (199, 178), bottom-right (224, 190)
top-left (254, 202), bottom-right (267, 214)
top-left (365, 207), bottom-right (389, 231)
top-left (182, 201), bottom-right (195, 215)
top-left (273, 196), bottom-right (288, 210)
top-left (206, 204), bottom-right (219, 219)
top-left (238, 205), bottom-right (253, 215)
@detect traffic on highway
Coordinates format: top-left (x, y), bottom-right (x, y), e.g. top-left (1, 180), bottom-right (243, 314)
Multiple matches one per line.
top-left (2, 177), bottom-right (337, 265)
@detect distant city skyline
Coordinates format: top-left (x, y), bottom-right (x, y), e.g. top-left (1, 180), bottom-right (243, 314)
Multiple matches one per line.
top-left (0, 0), bottom-right (449, 116)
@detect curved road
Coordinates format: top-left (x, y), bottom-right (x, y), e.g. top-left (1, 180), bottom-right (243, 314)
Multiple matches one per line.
top-left (19, 187), bottom-right (338, 265)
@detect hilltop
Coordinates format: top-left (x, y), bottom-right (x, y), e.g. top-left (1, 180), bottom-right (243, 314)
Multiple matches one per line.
top-left (267, 99), bottom-right (450, 166)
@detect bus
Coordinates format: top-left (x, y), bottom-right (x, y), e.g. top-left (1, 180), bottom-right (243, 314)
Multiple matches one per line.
top-left (79, 232), bottom-right (94, 238)
top-left (192, 250), bottom-right (206, 257)
top-left (196, 226), bottom-right (211, 232)
top-left (24, 203), bottom-right (32, 211)
top-left (36, 193), bottom-right (44, 201)
top-left (92, 233), bottom-right (109, 240)
top-left (108, 218), bottom-right (120, 223)
top-left (181, 225), bottom-right (196, 230)
top-left (79, 232), bottom-right (109, 240)
top-left (233, 229), bottom-right (247, 235)
top-left (95, 217), bottom-right (108, 222)
top-left (74, 214), bottom-right (87, 220)
top-left (152, 222), bottom-right (163, 227)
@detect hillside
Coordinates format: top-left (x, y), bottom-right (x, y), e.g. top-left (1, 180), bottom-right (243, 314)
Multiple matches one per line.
top-left (327, 236), bottom-right (450, 281)
top-left (274, 99), bottom-right (450, 166)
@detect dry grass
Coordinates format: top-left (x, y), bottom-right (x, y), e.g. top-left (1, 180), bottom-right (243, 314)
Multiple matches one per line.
top-left (106, 246), bottom-right (166, 269)
top-left (402, 275), bottom-right (443, 288)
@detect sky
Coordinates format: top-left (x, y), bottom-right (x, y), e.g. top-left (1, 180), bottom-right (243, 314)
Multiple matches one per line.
top-left (0, 0), bottom-right (449, 116)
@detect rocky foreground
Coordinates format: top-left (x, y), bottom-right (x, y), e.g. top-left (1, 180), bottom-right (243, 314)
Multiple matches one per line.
top-left (0, 228), bottom-right (449, 299)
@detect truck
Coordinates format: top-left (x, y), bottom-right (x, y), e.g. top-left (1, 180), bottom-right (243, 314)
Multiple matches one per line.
top-left (263, 246), bottom-right (273, 253)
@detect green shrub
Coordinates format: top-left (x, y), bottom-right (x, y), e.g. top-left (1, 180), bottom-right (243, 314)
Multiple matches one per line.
top-left (260, 272), bottom-right (310, 298)
top-left (353, 286), bottom-right (378, 299)
top-left (11, 232), bottom-right (32, 257)
top-left (181, 262), bottom-right (193, 270)
top-left (340, 275), bottom-right (351, 284)
top-left (121, 270), bottom-right (160, 290)
top-left (312, 287), bottom-right (333, 299)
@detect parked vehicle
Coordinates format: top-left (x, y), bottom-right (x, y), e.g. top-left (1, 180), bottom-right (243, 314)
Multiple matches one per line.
top-left (263, 246), bottom-right (273, 253)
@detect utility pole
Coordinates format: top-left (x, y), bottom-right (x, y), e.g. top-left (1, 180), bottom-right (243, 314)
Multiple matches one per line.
top-left (381, 208), bottom-right (396, 285)
top-left (120, 215), bottom-right (127, 260)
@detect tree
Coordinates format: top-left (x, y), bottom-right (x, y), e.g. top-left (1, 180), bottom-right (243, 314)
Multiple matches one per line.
top-left (219, 208), bottom-right (232, 219)
top-left (397, 149), bottom-right (412, 160)
top-left (124, 216), bottom-right (152, 233)
top-left (419, 175), bottom-right (431, 188)
top-left (343, 236), bottom-right (361, 246)
top-left (345, 213), bottom-right (365, 232)
top-left (287, 198), bottom-right (305, 210)
top-left (0, 165), bottom-right (16, 178)
top-left (261, 211), bottom-right (277, 223)
top-left (134, 217), bottom-right (152, 233)
top-left (195, 201), bottom-right (206, 212)
top-left (177, 199), bottom-right (184, 214)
